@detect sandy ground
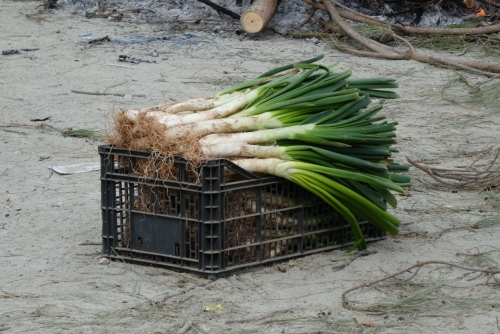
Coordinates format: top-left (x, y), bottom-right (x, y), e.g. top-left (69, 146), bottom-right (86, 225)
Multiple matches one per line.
top-left (1, 2), bottom-right (500, 333)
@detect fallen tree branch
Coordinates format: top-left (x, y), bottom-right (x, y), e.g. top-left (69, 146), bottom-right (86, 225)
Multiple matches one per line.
top-left (429, 56), bottom-right (500, 78)
top-left (324, 1), bottom-right (399, 55)
top-left (323, 34), bottom-right (405, 59)
top-left (342, 260), bottom-right (500, 312)
top-left (318, 0), bottom-right (500, 74)
top-left (305, 0), bottom-right (500, 36)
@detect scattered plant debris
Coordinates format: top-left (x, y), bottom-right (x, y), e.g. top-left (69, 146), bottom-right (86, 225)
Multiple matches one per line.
top-left (2, 48), bottom-right (39, 55)
top-left (118, 55), bottom-right (158, 64)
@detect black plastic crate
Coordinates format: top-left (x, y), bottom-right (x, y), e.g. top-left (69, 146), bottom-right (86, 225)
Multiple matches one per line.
top-left (100, 145), bottom-right (385, 276)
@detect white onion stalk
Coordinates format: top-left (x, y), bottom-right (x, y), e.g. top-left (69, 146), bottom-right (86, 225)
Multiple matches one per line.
top-left (163, 113), bottom-right (284, 139)
top-left (158, 91), bottom-right (244, 114)
top-left (124, 88), bottom-right (265, 127)
top-left (202, 143), bottom-right (387, 172)
top-left (199, 125), bottom-right (314, 146)
top-left (201, 142), bottom-right (400, 209)
top-left (201, 142), bottom-right (286, 159)
top-left (206, 145), bottom-right (397, 191)
top-left (198, 117), bottom-right (396, 147)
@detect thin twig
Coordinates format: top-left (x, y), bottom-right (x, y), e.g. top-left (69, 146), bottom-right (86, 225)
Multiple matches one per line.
top-left (107, 63), bottom-right (136, 69)
top-left (436, 219), bottom-right (498, 240)
top-left (78, 241), bottom-right (102, 246)
top-left (0, 128), bottom-right (28, 135)
top-left (120, 8), bottom-right (156, 13)
top-left (196, 0), bottom-right (241, 20)
top-left (331, 250), bottom-right (378, 270)
top-left (71, 90), bottom-right (146, 97)
top-left (301, 1), bottom-right (319, 27)
top-left (406, 151), bottom-right (500, 189)
top-left (342, 260), bottom-right (500, 312)
top-left (391, 33), bottom-right (414, 52)
top-left (226, 308), bottom-right (295, 324)
top-left (309, 15), bottom-right (345, 34)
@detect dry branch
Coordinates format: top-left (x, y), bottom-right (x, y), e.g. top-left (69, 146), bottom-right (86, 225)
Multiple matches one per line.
top-left (342, 260), bottom-right (500, 312)
top-left (324, 1), bottom-right (400, 56)
top-left (305, 0), bottom-right (500, 35)
top-left (406, 149), bottom-right (500, 189)
top-left (429, 56), bottom-right (500, 78)
top-left (314, 0), bottom-right (500, 75)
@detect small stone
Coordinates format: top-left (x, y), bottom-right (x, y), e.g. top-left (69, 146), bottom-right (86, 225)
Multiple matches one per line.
top-left (99, 258), bottom-right (110, 265)
top-left (123, 94), bottom-right (133, 101)
top-left (151, 49), bottom-right (158, 57)
top-left (57, 202), bottom-right (63, 207)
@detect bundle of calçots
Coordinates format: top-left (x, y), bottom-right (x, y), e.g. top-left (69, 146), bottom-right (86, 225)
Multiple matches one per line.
top-left (116, 54), bottom-right (410, 252)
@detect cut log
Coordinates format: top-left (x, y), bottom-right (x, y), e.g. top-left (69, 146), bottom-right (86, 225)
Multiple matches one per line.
top-left (241, 0), bottom-right (279, 34)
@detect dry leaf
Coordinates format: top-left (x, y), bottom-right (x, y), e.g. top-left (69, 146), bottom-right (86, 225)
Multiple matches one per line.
top-left (204, 304), bottom-right (225, 312)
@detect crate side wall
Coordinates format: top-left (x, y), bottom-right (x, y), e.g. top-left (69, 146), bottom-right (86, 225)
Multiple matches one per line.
top-left (99, 145), bottom-right (386, 275)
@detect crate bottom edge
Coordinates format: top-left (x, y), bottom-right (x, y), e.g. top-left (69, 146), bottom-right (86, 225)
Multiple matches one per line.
top-left (104, 236), bottom-right (385, 276)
